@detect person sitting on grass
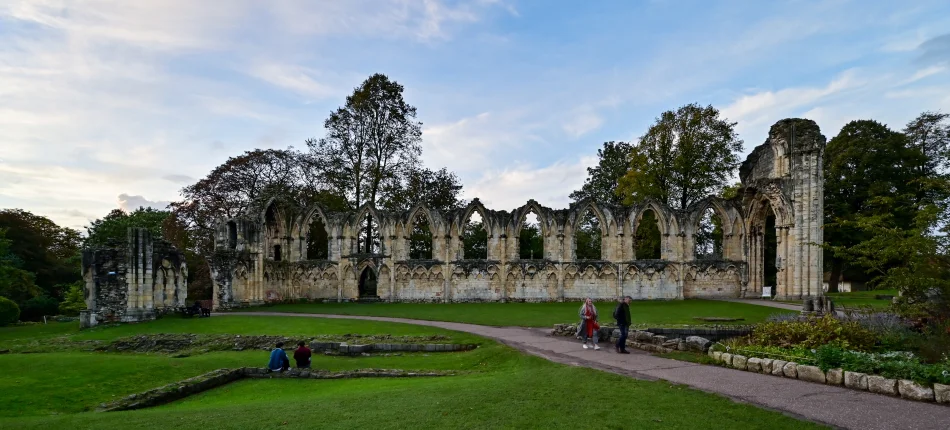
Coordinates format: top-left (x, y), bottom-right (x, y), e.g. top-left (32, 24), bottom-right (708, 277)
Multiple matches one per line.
top-left (576, 297), bottom-right (600, 350)
top-left (293, 341), bottom-right (312, 369)
top-left (268, 342), bottom-right (290, 372)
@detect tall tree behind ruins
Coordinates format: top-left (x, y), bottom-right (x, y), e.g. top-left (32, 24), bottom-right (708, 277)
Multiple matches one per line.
top-left (569, 141), bottom-right (633, 206)
top-left (618, 103), bottom-right (743, 210)
top-left (308, 73), bottom-right (423, 210)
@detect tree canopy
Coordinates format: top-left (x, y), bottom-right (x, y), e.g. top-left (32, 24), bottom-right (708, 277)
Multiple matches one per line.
top-left (0, 209), bottom-right (81, 300)
top-left (618, 103), bottom-right (743, 209)
top-left (308, 73), bottom-right (423, 210)
top-left (570, 141), bottom-right (632, 206)
top-left (84, 207), bottom-right (170, 248)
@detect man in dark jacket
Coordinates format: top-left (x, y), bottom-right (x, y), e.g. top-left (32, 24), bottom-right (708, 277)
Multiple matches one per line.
top-left (614, 296), bottom-right (632, 354)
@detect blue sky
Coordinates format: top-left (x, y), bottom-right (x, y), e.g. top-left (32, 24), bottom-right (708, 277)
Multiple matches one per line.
top-left (1, 0), bottom-right (949, 230)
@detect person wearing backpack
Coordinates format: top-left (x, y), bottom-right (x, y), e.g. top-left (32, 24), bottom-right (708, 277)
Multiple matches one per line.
top-left (613, 296), bottom-right (632, 354)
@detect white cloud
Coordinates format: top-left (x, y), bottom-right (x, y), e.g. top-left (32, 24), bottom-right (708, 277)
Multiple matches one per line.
top-left (562, 108), bottom-right (605, 138)
top-left (248, 63), bottom-right (337, 100)
top-left (422, 111), bottom-right (543, 174)
top-left (464, 156), bottom-right (597, 210)
top-left (117, 194), bottom-right (170, 212)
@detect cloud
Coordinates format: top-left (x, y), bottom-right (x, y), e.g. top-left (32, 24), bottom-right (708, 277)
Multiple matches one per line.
top-left (262, 0), bottom-right (511, 41)
top-left (917, 33), bottom-right (950, 66)
top-left (248, 63), bottom-right (337, 100)
top-left (117, 194), bottom-right (171, 212)
top-left (422, 111), bottom-right (543, 174)
top-left (162, 174), bottom-right (195, 184)
top-left (721, 70), bottom-right (866, 140)
top-left (562, 108), bottom-right (605, 138)
top-left (464, 156), bottom-right (597, 210)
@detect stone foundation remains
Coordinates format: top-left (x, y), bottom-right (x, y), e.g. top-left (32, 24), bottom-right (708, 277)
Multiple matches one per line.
top-left (80, 228), bottom-right (188, 328)
top-left (212, 118), bottom-right (825, 308)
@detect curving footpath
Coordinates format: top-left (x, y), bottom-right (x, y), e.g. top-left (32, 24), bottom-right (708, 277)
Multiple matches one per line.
top-left (223, 312), bottom-right (949, 430)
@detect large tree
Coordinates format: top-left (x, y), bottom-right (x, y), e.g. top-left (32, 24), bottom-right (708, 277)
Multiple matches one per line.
top-left (170, 148), bottom-right (328, 255)
top-left (0, 209), bottom-right (81, 300)
top-left (84, 207), bottom-right (170, 248)
top-left (0, 228), bottom-right (40, 303)
top-left (377, 167), bottom-right (465, 213)
top-left (823, 120), bottom-right (921, 292)
top-left (827, 113), bottom-right (950, 318)
top-left (570, 141), bottom-right (633, 206)
top-left (618, 103), bottom-right (743, 209)
top-left (308, 73), bottom-right (422, 210)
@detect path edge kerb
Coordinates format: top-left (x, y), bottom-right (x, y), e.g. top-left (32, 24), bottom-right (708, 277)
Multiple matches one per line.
top-left (217, 312), bottom-right (841, 429)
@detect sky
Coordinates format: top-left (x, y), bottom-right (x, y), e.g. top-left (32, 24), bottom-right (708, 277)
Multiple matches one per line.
top-left (2, 0), bottom-right (949, 231)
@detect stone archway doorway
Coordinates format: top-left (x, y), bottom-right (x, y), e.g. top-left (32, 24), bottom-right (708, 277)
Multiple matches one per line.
top-left (358, 267), bottom-right (378, 299)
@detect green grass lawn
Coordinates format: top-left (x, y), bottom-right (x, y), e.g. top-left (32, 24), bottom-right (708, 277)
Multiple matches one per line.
top-left (826, 289), bottom-right (897, 310)
top-left (238, 299), bottom-right (791, 327)
top-left (0, 352), bottom-right (822, 430)
top-left (0, 315), bottom-right (821, 429)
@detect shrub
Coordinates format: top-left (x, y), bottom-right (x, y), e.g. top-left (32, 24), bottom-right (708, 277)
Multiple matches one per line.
top-left (18, 295), bottom-right (60, 321)
top-left (751, 314), bottom-right (877, 351)
top-left (0, 296), bottom-right (19, 326)
top-left (58, 282), bottom-right (86, 316)
top-left (765, 313), bottom-right (803, 323)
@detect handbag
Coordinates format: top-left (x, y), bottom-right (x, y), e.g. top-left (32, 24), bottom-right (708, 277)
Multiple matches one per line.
top-left (592, 321), bottom-right (600, 330)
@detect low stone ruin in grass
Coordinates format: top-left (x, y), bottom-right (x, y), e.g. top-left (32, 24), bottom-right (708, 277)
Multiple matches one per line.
top-left (98, 367), bottom-right (454, 412)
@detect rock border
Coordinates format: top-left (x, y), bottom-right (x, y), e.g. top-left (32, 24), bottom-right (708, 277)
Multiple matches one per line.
top-left (97, 367), bottom-right (453, 412)
top-left (708, 349), bottom-right (949, 406)
top-left (552, 324), bottom-right (713, 354)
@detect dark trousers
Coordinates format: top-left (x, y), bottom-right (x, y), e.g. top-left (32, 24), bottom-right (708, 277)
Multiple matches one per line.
top-left (616, 325), bottom-right (629, 351)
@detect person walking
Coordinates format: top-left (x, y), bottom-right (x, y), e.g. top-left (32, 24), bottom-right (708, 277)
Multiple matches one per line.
top-left (613, 296), bottom-right (632, 354)
top-left (577, 298), bottom-right (600, 350)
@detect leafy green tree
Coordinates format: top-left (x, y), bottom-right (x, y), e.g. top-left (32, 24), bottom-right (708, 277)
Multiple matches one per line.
top-left (634, 210), bottom-right (662, 259)
top-left (519, 224), bottom-right (543, 260)
top-left (828, 113), bottom-right (950, 318)
top-left (462, 221), bottom-right (488, 259)
top-left (58, 281), bottom-right (86, 316)
top-left (309, 73), bottom-right (423, 210)
top-left (823, 120), bottom-right (921, 292)
top-left (18, 295), bottom-right (59, 321)
top-left (0, 210), bottom-right (81, 299)
top-left (0, 296), bottom-right (19, 326)
top-left (378, 167), bottom-right (465, 213)
top-left (171, 148), bottom-right (328, 256)
top-left (575, 210), bottom-right (602, 260)
top-left (619, 103), bottom-right (743, 209)
top-left (84, 207), bottom-right (170, 248)
top-left (0, 229), bottom-right (40, 303)
top-left (570, 141), bottom-right (633, 206)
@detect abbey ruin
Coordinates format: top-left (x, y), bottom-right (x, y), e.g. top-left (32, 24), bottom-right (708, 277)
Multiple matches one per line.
top-left (210, 118), bottom-right (824, 308)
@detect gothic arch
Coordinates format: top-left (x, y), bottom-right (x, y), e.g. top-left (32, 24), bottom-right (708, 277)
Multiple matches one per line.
top-left (630, 200), bottom-right (676, 236)
top-left (512, 200), bottom-right (551, 237)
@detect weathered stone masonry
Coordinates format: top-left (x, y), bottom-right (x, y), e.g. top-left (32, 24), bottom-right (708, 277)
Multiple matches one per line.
top-left (80, 228), bottom-right (188, 328)
top-left (211, 118), bottom-right (825, 308)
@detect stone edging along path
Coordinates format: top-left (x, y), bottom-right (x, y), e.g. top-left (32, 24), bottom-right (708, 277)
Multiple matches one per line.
top-left (222, 312), bottom-right (950, 430)
top-left (98, 368), bottom-right (452, 412)
top-left (710, 350), bottom-right (950, 404)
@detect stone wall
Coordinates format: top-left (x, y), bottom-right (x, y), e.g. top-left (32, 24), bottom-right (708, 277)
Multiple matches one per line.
top-left (211, 118), bottom-right (825, 308)
top-left (80, 228), bottom-right (188, 328)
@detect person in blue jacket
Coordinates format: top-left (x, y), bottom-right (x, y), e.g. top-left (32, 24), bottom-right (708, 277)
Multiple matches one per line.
top-left (267, 342), bottom-right (290, 372)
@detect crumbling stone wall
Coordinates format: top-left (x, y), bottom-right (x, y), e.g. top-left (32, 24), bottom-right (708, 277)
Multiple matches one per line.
top-left (80, 228), bottom-right (187, 328)
top-left (210, 118), bottom-right (824, 307)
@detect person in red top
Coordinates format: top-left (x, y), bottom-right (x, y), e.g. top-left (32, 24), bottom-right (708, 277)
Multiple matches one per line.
top-left (293, 341), bottom-right (312, 369)
top-left (576, 298), bottom-right (600, 350)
